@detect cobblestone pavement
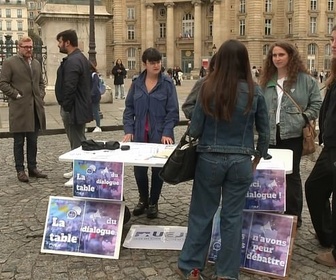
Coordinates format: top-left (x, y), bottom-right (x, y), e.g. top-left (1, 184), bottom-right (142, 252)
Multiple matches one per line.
top-left (0, 129), bottom-right (336, 280)
top-left (0, 79), bottom-right (335, 279)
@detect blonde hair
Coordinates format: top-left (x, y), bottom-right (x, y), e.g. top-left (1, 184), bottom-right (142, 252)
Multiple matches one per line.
top-left (18, 36), bottom-right (32, 46)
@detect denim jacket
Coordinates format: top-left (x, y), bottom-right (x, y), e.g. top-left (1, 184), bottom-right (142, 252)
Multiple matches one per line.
top-left (263, 72), bottom-right (321, 145)
top-left (189, 82), bottom-right (270, 158)
top-left (123, 71), bottom-right (179, 143)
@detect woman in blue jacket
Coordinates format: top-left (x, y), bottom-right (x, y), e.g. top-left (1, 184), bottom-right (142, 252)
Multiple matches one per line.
top-left (177, 40), bottom-right (270, 280)
top-left (122, 48), bottom-right (179, 219)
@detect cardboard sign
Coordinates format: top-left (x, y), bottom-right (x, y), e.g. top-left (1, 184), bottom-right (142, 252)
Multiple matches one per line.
top-left (41, 196), bottom-right (125, 259)
top-left (123, 225), bottom-right (187, 250)
top-left (245, 167), bottom-right (286, 212)
top-left (208, 209), bottom-right (297, 279)
top-left (73, 160), bottom-right (124, 201)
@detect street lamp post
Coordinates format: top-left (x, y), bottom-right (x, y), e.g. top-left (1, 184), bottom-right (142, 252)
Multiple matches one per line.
top-left (138, 47), bottom-right (141, 74)
top-left (88, 0), bottom-right (96, 66)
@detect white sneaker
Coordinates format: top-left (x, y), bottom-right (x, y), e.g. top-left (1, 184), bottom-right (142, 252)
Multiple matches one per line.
top-left (64, 177), bottom-right (73, 187)
top-left (92, 126), bottom-right (102, 133)
top-left (63, 171), bottom-right (73, 179)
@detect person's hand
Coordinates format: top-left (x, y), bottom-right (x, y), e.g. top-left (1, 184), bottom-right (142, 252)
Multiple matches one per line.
top-left (161, 136), bottom-right (173, 145)
top-left (122, 134), bottom-right (133, 142)
top-left (16, 93), bottom-right (22, 99)
top-left (252, 156), bottom-right (261, 172)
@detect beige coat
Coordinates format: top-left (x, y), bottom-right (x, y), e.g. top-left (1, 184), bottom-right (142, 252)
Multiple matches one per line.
top-left (0, 55), bottom-right (46, 133)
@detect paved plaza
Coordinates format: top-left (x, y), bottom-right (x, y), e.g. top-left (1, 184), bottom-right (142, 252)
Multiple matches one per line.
top-left (0, 78), bottom-right (335, 279)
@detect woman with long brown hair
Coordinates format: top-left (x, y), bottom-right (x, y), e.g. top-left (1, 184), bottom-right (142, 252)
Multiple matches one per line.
top-left (259, 41), bottom-right (321, 229)
top-left (177, 39), bottom-right (270, 280)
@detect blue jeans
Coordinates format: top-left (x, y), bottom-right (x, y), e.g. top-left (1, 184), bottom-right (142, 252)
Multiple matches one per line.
top-left (92, 102), bottom-right (101, 128)
top-left (115, 84), bottom-right (125, 99)
top-left (178, 152), bottom-right (253, 280)
top-left (133, 166), bottom-right (164, 204)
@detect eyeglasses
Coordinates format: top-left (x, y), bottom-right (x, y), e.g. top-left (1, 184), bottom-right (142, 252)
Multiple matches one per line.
top-left (20, 46), bottom-right (33, 50)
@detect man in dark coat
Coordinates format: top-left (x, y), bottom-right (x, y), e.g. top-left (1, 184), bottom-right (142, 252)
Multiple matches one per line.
top-left (55, 29), bottom-right (93, 187)
top-left (0, 36), bottom-right (47, 182)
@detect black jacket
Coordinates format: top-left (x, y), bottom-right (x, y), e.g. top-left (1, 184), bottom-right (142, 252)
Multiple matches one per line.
top-left (319, 82), bottom-right (336, 147)
top-left (55, 49), bottom-right (93, 125)
top-left (112, 64), bottom-right (127, 85)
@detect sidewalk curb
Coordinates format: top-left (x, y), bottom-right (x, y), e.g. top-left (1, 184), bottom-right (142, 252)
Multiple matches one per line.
top-left (0, 120), bottom-right (189, 139)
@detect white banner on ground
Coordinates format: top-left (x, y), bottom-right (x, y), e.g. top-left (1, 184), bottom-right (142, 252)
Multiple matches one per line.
top-left (123, 225), bottom-right (187, 250)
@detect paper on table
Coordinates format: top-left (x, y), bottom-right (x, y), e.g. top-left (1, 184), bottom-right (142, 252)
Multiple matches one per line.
top-left (153, 146), bottom-right (175, 158)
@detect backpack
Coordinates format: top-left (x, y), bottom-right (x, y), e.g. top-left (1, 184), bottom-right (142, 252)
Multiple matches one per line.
top-left (92, 72), bottom-right (106, 95)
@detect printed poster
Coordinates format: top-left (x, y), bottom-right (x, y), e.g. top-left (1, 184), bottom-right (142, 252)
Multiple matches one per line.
top-left (123, 225), bottom-right (187, 250)
top-left (208, 209), bottom-right (296, 278)
top-left (73, 160), bottom-right (124, 201)
top-left (245, 168), bottom-right (286, 212)
top-left (41, 196), bottom-right (125, 259)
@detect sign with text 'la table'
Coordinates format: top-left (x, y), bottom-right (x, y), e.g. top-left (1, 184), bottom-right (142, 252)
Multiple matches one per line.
top-left (41, 196), bottom-right (125, 259)
top-left (73, 160), bottom-right (124, 201)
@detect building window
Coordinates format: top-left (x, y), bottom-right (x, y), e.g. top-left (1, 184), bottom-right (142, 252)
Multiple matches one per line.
top-left (159, 23), bottom-right (166, 38)
top-left (0, 21), bottom-right (2, 31)
top-left (328, 18), bottom-right (334, 34)
top-left (127, 7), bottom-right (135, 20)
top-left (239, 19), bottom-right (246, 36)
top-left (288, 18), bottom-right (292, 34)
top-left (328, 0), bottom-right (334, 11)
top-left (29, 2), bottom-right (35, 9)
top-left (265, 0), bottom-right (272, 12)
top-left (17, 21), bottom-right (22, 31)
top-left (239, 0), bottom-right (246, 13)
top-left (263, 44), bottom-right (270, 56)
top-left (182, 13), bottom-right (194, 38)
top-left (265, 19), bottom-right (272, 35)
top-left (310, 0), bottom-right (317, 10)
top-left (310, 17), bottom-right (317, 34)
top-left (17, 0), bottom-right (22, 4)
top-left (28, 20), bottom-right (34, 29)
top-left (127, 48), bottom-right (136, 70)
top-left (6, 9), bottom-right (11, 18)
top-left (17, 9), bottom-right (22, 18)
top-left (6, 21), bottom-right (11, 31)
top-left (308, 43), bottom-right (317, 55)
top-left (127, 25), bottom-right (135, 40)
top-left (209, 20), bottom-right (213, 37)
top-left (29, 11), bottom-right (34, 19)
top-left (288, 0), bottom-right (293, 12)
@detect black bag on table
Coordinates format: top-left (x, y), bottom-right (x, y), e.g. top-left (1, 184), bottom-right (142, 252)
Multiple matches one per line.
top-left (159, 129), bottom-right (198, 185)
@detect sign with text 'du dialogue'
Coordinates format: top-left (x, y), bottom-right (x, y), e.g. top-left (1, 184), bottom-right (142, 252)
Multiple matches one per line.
top-left (208, 209), bottom-right (297, 279)
top-left (41, 196), bottom-right (125, 259)
top-left (73, 160), bottom-right (124, 201)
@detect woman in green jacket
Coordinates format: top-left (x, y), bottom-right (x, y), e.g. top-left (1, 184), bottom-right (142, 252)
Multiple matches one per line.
top-left (259, 41), bottom-right (321, 228)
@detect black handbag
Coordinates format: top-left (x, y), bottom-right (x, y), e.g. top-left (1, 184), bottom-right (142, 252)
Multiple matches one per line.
top-left (159, 129), bottom-right (198, 185)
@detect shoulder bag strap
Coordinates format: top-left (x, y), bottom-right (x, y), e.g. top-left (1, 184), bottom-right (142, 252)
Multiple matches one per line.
top-left (275, 80), bottom-right (303, 114)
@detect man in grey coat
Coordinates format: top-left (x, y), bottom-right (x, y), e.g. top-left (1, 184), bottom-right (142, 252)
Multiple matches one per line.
top-left (0, 36), bottom-right (47, 182)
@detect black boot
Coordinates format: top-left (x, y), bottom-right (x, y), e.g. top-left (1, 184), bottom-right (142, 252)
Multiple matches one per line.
top-left (133, 198), bottom-right (148, 216)
top-left (147, 204), bottom-right (158, 219)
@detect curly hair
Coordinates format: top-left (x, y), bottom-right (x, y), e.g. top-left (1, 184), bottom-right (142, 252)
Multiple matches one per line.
top-left (259, 41), bottom-right (308, 90)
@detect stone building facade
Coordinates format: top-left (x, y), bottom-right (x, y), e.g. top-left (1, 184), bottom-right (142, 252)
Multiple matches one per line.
top-left (105, 0), bottom-right (335, 78)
